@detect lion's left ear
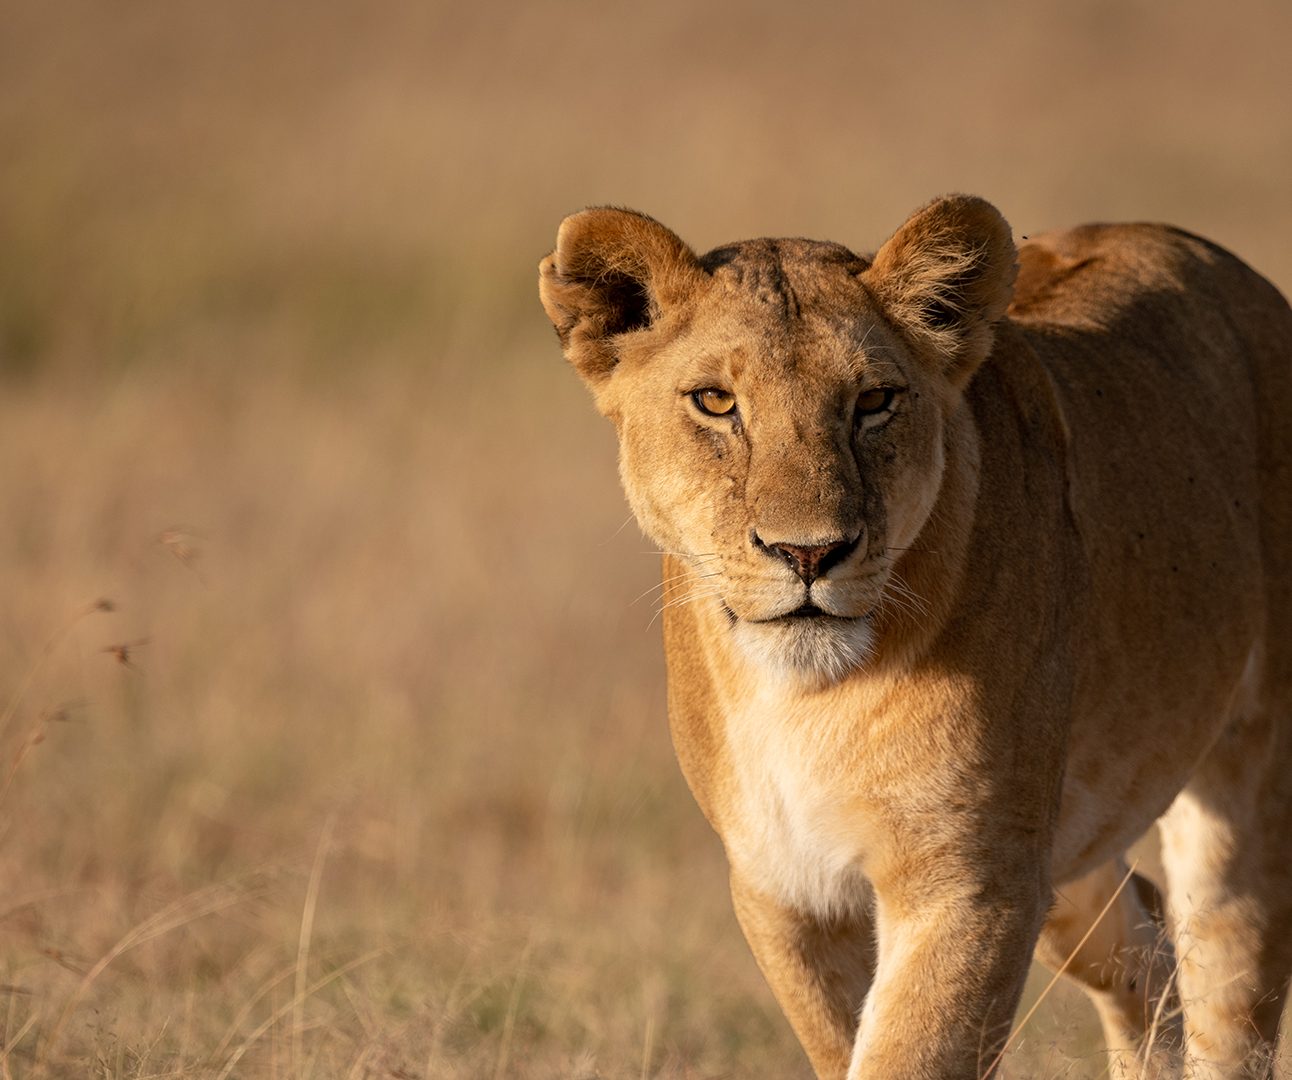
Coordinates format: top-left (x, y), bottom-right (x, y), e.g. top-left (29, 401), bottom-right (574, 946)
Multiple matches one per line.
top-left (862, 195), bottom-right (1017, 386)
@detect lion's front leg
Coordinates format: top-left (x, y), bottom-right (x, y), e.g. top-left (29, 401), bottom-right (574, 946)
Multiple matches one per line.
top-left (847, 870), bottom-right (1050, 1080)
top-left (730, 874), bottom-right (877, 1080)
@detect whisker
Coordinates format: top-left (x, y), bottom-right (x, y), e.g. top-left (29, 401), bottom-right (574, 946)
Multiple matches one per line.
top-left (630, 571), bottom-right (722, 607)
top-left (880, 570), bottom-right (932, 620)
top-left (885, 575), bottom-right (925, 610)
top-left (872, 573), bottom-right (917, 618)
top-left (878, 591), bottom-right (918, 621)
top-left (654, 587), bottom-right (724, 614)
top-left (601, 512), bottom-right (639, 545)
top-left (647, 587), bottom-right (724, 630)
top-left (877, 591), bottom-right (920, 623)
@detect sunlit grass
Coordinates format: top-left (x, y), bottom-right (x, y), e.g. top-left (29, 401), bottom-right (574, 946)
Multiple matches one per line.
top-left (1, 0), bottom-right (1289, 1074)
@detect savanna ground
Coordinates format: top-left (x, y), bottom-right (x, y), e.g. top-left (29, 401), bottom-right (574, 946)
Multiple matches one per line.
top-left (1, 2), bottom-right (1290, 1076)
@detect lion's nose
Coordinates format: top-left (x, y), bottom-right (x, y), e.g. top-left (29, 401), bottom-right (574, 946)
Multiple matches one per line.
top-left (752, 533), bottom-right (860, 586)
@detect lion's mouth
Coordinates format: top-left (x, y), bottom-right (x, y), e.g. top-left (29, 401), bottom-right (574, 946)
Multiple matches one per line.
top-left (741, 602), bottom-right (860, 624)
top-left (784, 602), bottom-right (831, 619)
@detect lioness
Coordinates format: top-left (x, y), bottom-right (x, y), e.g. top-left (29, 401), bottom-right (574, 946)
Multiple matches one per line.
top-left (538, 195), bottom-right (1292, 1080)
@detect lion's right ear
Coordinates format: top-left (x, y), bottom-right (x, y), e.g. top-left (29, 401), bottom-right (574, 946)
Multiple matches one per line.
top-left (538, 208), bottom-right (701, 387)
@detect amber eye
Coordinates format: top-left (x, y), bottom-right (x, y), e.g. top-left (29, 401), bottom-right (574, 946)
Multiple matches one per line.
top-left (692, 388), bottom-right (737, 417)
top-left (856, 387), bottom-right (896, 417)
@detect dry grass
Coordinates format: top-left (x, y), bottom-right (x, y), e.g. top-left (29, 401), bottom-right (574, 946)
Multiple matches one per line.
top-left (1, 0), bottom-right (1289, 1076)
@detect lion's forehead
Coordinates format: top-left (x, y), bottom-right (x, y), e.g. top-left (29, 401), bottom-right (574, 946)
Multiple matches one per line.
top-left (698, 236), bottom-right (869, 278)
top-left (679, 247), bottom-right (893, 386)
top-left (699, 238), bottom-right (871, 320)
top-left (687, 240), bottom-right (888, 374)
top-left (671, 333), bottom-right (898, 422)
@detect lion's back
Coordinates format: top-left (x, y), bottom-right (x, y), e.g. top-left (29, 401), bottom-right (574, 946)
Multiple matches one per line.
top-left (1006, 222), bottom-right (1292, 595)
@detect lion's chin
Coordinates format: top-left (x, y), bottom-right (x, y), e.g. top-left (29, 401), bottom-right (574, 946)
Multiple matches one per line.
top-left (731, 614), bottom-right (874, 686)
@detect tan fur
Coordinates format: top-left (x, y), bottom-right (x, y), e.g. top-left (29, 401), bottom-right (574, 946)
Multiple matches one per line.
top-left (539, 196), bottom-right (1292, 1079)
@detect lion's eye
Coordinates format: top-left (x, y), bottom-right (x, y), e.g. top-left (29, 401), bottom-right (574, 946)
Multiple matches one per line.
top-left (856, 387), bottom-right (896, 417)
top-left (693, 388), bottom-right (737, 417)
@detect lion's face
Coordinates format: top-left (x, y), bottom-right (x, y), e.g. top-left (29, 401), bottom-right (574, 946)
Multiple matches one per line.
top-left (603, 244), bottom-right (952, 680)
top-left (540, 198), bottom-right (1016, 682)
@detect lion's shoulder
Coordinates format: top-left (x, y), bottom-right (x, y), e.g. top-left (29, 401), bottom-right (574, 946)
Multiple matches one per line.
top-left (1009, 222), bottom-right (1272, 328)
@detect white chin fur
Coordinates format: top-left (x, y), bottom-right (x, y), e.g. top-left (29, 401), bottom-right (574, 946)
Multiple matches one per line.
top-left (732, 617), bottom-right (874, 685)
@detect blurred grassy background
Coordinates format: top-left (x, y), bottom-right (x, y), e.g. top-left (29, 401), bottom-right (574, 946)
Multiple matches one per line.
top-left (0, 0), bottom-right (1288, 1076)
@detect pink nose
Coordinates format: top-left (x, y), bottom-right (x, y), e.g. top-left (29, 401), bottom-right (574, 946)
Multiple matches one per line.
top-left (755, 535), bottom-right (859, 586)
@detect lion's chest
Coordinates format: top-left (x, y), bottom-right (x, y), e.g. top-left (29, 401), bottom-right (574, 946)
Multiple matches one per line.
top-left (720, 688), bottom-right (874, 917)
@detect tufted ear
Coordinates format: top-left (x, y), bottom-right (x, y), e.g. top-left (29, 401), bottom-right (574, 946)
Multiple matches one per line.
top-left (862, 195), bottom-right (1017, 386)
top-left (538, 207), bottom-right (702, 387)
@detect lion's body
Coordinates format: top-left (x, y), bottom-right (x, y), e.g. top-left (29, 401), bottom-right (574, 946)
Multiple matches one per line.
top-left (540, 199), bottom-right (1292, 1079)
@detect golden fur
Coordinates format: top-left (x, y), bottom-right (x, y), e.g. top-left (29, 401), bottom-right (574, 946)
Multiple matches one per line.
top-left (539, 196), bottom-right (1292, 1079)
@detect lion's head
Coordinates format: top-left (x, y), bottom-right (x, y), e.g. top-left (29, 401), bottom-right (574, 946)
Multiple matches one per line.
top-left (539, 196), bottom-right (1017, 683)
